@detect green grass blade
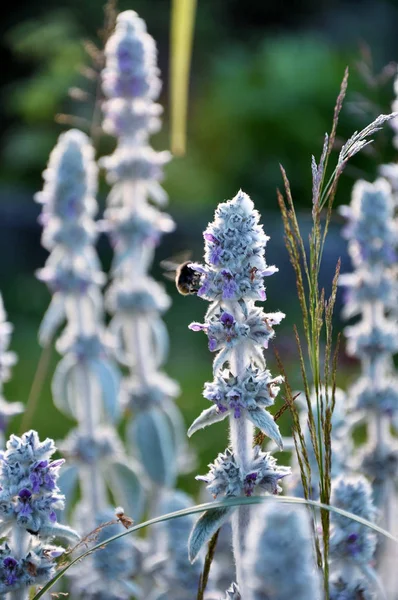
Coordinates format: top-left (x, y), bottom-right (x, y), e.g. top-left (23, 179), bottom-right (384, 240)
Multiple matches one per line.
top-left (32, 495), bottom-right (398, 598)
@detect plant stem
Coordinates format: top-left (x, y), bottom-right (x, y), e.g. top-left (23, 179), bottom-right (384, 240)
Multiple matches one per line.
top-left (19, 344), bottom-right (52, 435)
top-left (196, 528), bottom-right (220, 600)
top-left (229, 302), bottom-right (252, 595)
top-left (9, 526), bottom-right (30, 600)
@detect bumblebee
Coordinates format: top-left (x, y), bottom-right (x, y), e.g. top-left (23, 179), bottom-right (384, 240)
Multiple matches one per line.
top-left (161, 252), bottom-right (201, 295)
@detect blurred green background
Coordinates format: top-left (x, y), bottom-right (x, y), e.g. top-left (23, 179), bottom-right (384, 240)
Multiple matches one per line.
top-left (0, 0), bottom-right (397, 493)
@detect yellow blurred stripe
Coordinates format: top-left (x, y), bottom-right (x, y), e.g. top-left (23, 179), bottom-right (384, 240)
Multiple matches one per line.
top-left (170, 0), bottom-right (197, 155)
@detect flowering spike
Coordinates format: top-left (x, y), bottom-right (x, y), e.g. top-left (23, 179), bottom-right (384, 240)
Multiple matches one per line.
top-left (0, 431), bottom-right (78, 597)
top-left (0, 293), bottom-right (23, 446)
top-left (36, 123), bottom-right (145, 597)
top-left (340, 177), bottom-right (398, 569)
top-left (101, 9), bottom-right (191, 499)
top-left (187, 190), bottom-right (289, 593)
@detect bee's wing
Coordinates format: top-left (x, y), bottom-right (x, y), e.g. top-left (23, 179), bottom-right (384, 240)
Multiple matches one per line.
top-left (160, 250), bottom-right (192, 272)
top-left (163, 271), bottom-right (177, 281)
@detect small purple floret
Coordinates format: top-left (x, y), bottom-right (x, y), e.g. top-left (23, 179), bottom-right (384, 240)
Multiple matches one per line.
top-left (221, 271), bottom-right (238, 299)
top-left (49, 510), bottom-right (57, 523)
top-left (3, 557), bottom-right (17, 568)
top-left (3, 556), bottom-right (18, 586)
top-left (259, 288), bottom-right (266, 301)
top-left (204, 232), bottom-right (219, 244)
top-left (18, 488), bottom-right (32, 500)
top-left (209, 245), bottom-right (222, 265)
top-left (220, 312), bottom-right (235, 328)
top-left (208, 338), bottom-right (217, 352)
top-left (244, 472), bottom-right (258, 496)
top-left (189, 322), bottom-right (206, 332)
top-left (229, 397), bottom-right (243, 418)
top-left (346, 532), bottom-right (361, 556)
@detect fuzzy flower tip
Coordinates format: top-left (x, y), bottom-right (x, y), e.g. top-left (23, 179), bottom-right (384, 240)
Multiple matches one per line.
top-left (243, 502), bottom-right (321, 600)
top-left (102, 10), bottom-right (161, 102)
top-left (190, 190), bottom-right (278, 302)
top-left (339, 178), bottom-right (397, 267)
top-left (35, 129), bottom-right (98, 223)
top-left (330, 476), bottom-right (377, 570)
top-left (0, 431), bottom-right (78, 594)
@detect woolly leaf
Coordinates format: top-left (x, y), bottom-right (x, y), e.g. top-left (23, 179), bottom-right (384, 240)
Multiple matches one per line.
top-left (128, 408), bottom-right (177, 488)
top-left (187, 405), bottom-right (228, 437)
top-left (52, 355), bottom-right (78, 418)
top-left (249, 344), bottom-right (266, 369)
top-left (162, 399), bottom-right (196, 473)
top-left (188, 507), bottom-right (233, 563)
top-left (107, 460), bottom-right (145, 521)
top-left (247, 407), bottom-right (283, 450)
top-left (213, 347), bottom-right (230, 373)
top-left (151, 316), bottom-right (169, 368)
top-left (57, 464), bottom-right (79, 520)
top-left (38, 293), bottom-right (65, 346)
top-left (41, 522), bottom-right (80, 543)
top-left (90, 359), bottom-right (121, 423)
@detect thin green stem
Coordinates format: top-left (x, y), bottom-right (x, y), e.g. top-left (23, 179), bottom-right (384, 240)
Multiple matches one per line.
top-left (19, 344), bottom-right (52, 435)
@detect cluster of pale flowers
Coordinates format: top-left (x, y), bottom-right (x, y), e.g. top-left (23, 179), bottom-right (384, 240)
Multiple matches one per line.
top-left (1, 7), bottom-right (398, 600)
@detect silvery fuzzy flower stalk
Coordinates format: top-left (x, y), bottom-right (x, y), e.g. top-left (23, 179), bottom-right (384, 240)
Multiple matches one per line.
top-left (340, 178), bottom-right (398, 517)
top-left (187, 191), bottom-right (290, 594)
top-left (0, 294), bottom-right (23, 447)
top-left (148, 490), bottom-right (204, 599)
top-left (340, 177), bottom-right (398, 600)
top-left (101, 10), bottom-right (190, 492)
top-left (0, 430), bottom-right (79, 599)
top-left (329, 476), bottom-right (382, 600)
top-left (242, 502), bottom-right (322, 600)
top-left (36, 129), bottom-right (143, 597)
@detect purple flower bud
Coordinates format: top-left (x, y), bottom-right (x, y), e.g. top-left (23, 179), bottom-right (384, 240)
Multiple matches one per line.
top-left (189, 322), bottom-right (207, 332)
top-left (3, 557), bottom-right (17, 568)
top-left (244, 472), bottom-right (258, 496)
top-left (17, 487), bottom-right (33, 517)
top-left (204, 232), bottom-right (219, 244)
top-left (261, 266), bottom-right (278, 277)
top-left (18, 488), bottom-right (32, 501)
top-left (220, 312), bottom-right (235, 328)
top-left (209, 245), bottom-right (222, 265)
top-left (259, 288), bottom-right (266, 301)
top-left (49, 510), bottom-right (57, 523)
top-left (3, 556), bottom-right (18, 586)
